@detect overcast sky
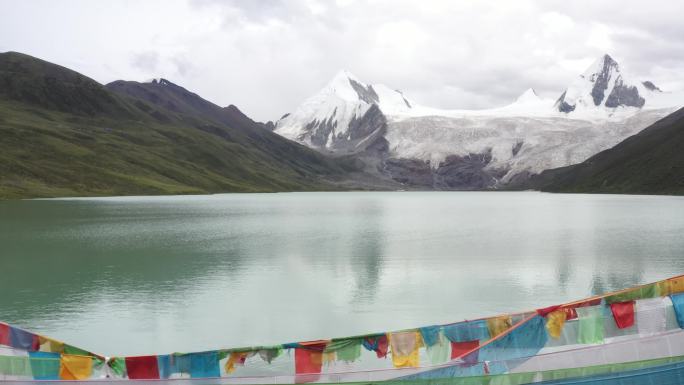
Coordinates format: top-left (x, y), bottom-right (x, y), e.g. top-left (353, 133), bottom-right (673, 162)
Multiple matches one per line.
top-left (1, 0), bottom-right (683, 121)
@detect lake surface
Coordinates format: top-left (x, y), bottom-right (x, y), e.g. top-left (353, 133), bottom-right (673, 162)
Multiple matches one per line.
top-left (1, 191), bottom-right (684, 356)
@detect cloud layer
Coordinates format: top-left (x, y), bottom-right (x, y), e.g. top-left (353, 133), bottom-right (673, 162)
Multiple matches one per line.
top-left (1, 0), bottom-right (682, 121)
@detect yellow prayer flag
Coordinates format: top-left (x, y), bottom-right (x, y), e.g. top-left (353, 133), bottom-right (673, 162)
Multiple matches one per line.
top-left (224, 352), bottom-right (249, 374)
top-left (389, 331), bottom-right (423, 368)
top-left (669, 277), bottom-right (684, 295)
top-left (545, 310), bottom-right (567, 339)
top-left (487, 315), bottom-right (513, 337)
top-left (39, 336), bottom-right (64, 353)
top-left (59, 354), bottom-right (92, 380)
top-left (655, 279), bottom-right (672, 296)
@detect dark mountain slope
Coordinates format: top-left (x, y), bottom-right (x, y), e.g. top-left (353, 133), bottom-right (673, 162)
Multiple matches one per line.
top-left (0, 52), bottom-right (365, 199)
top-left (0, 52), bottom-right (141, 118)
top-left (105, 77), bottom-right (362, 183)
top-left (105, 78), bottom-right (274, 131)
top-left (105, 78), bottom-right (227, 123)
top-left (530, 107), bottom-right (684, 194)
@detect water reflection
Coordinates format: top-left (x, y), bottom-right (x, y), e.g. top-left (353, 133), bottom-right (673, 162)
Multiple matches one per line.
top-left (1, 192), bottom-right (684, 355)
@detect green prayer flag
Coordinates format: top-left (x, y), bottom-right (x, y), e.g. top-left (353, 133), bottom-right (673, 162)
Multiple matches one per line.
top-left (92, 357), bottom-right (105, 370)
top-left (63, 344), bottom-right (91, 356)
top-left (108, 357), bottom-right (127, 377)
top-left (0, 355), bottom-right (32, 377)
top-left (335, 339), bottom-right (362, 362)
top-left (576, 306), bottom-right (604, 344)
top-left (426, 331), bottom-right (450, 365)
top-left (605, 283), bottom-right (658, 304)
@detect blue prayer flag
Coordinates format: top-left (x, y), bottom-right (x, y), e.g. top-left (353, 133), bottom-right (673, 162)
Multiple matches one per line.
top-left (443, 319), bottom-right (490, 343)
top-left (29, 351), bottom-right (60, 380)
top-left (189, 351), bottom-right (220, 378)
top-left (670, 293), bottom-right (684, 329)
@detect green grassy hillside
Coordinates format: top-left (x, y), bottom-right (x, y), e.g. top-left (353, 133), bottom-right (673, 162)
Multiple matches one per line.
top-left (0, 52), bottom-right (358, 199)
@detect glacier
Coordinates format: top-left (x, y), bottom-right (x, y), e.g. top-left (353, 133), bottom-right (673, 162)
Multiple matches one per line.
top-left (274, 54), bottom-right (682, 189)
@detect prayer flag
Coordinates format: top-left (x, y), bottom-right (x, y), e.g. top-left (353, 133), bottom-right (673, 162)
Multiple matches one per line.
top-left (670, 277), bottom-right (684, 295)
top-left (487, 316), bottom-right (513, 338)
top-left (0, 323), bottom-right (9, 346)
top-left (29, 351), bottom-right (60, 380)
top-left (189, 351), bottom-right (220, 378)
top-left (419, 325), bottom-right (441, 347)
top-left (59, 354), bottom-right (92, 380)
top-left (362, 335), bottom-right (388, 358)
top-left (605, 283), bottom-right (658, 304)
top-left (225, 351), bottom-right (249, 374)
top-left (334, 340), bottom-right (362, 362)
top-left (38, 336), bottom-right (64, 353)
top-left (636, 297), bottom-right (669, 336)
top-left (450, 340), bottom-right (479, 362)
top-left (609, 301), bottom-right (635, 329)
top-left (576, 306), bottom-right (604, 344)
top-left (443, 320), bottom-right (490, 343)
top-left (258, 348), bottom-right (282, 364)
top-left (9, 326), bottom-right (39, 351)
top-left (425, 330), bottom-right (449, 365)
top-left (671, 293), bottom-right (684, 329)
top-left (109, 357), bottom-right (127, 378)
top-left (388, 331), bottom-right (423, 368)
top-left (546, 309), bottom-right (568, 339)
top-left (294, 341), bottom-right (328, 383)
top-left (125, 355), bottom-right (159, 379)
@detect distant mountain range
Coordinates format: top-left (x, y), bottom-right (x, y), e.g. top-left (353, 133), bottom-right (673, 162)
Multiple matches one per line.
top-left (274, 54), bottom-right (682, 190)
top-left (0, 51), bottom-right (378, 199)
top-left (0, 51), bottom-right (682, 198)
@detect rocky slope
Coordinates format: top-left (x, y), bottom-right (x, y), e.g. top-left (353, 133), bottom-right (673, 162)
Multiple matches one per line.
top-left (528, 107), bottom-right (684, 195)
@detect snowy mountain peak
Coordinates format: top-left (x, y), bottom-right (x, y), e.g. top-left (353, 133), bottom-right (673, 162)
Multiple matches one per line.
top-left (582, 54), bottom-right (619, 80)
top-left (328, 69), bottom-right (360, 85)
top-left (275, 70), bottom-right (414, 150)
top-left (319, 70), bottom-right (379, 104)
top-left (515, 88), bottom-right (541, 104)
top-left (555, 53), bottom-right (647, 113)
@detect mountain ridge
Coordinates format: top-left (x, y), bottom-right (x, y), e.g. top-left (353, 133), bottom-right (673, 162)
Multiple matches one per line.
top-left (0, 51), bottom-right (377, 199)
top-left (527, 106), bottom-right (684, 194)
top-left (0, 51), bottom-right (142, 118)
top-left (272, 54), bottom-right (681, 190)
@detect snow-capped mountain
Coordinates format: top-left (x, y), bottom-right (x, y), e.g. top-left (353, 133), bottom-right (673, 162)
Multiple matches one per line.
top-left (274, 54), bottom-right (682, 189)
top-left (555, 54), bottom-right (648, 115)
top-left (276, 70), bottom-right (412, 152)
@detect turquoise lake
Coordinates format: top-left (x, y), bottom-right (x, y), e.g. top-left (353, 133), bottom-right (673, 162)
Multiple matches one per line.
top-left (1, 191), bottom-right (683, 356)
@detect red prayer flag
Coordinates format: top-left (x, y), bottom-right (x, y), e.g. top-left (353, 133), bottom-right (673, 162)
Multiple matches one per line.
top-left (363, 335), bottom-right (389, 358)
top-left (376, 335), bottom-right (389, 358)
top-left (538, 305), bottom-right (578, 320)
top-left (0, 323), bottom-right (10, 346)
top-left (295, 341), bottom-right (328, 384)
top-left (536, 305), bottom-right (561, 317)
top-left (450, 340), bottom-right (479, 362)
top-left (610, 301), bottom-right (635, 329)
top-left (125, 355), bottom-right (160, 379)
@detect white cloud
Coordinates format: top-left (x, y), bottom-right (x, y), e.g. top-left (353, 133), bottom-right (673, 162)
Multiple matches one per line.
top-left (0, 0), bottom-right (682, 121)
